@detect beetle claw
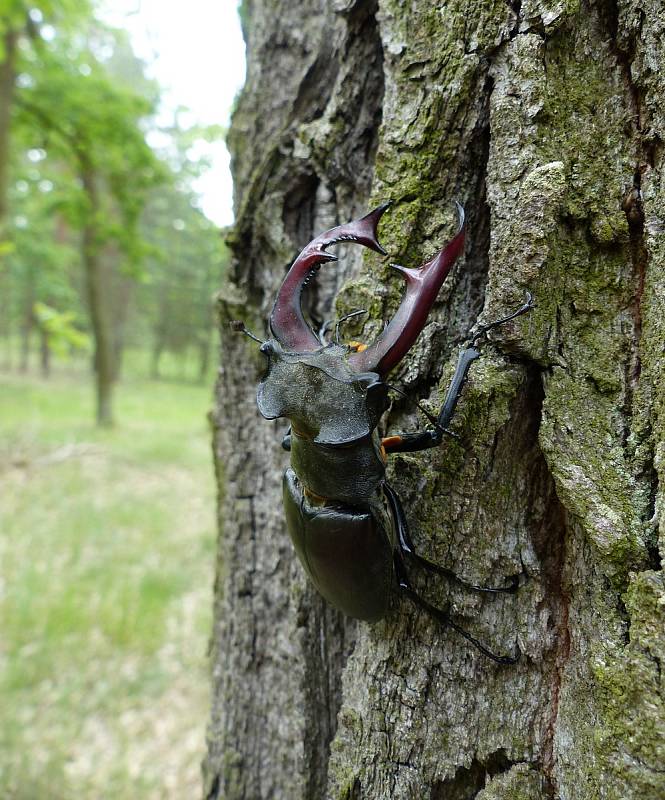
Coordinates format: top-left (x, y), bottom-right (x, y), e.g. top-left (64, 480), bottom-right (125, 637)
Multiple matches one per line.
top-left (269, 202), bottom-right (392, 350)
top-left (349, 202), bottom-right (466, 375)
top-left (470, 291), bottom-right (535, 347)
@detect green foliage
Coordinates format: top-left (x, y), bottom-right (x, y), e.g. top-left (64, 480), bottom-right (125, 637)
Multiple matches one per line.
top-left (0, 1), bottom-right (227, 394)
top-left (137, 182), bottom-right (225, 368)
top-left (33, 300), bottom-right (89, 354)
top-left (0, 0), bottom-right (93, 57)
top-left (16, 40), bottom-right (165, 265)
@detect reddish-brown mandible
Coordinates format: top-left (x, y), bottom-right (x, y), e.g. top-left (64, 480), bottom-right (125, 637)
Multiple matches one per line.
top-left (269, 201), bottom-right (465, 375)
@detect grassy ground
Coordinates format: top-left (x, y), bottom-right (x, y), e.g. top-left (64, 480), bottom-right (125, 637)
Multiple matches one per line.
top-left (0, 365), bottom-right (215, 799)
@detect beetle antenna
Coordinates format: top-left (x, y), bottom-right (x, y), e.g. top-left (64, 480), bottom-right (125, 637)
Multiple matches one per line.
top-left (334, 309), bottom-right (367, 345)
top-left (401, 585), bottom-right (520, 664)
top-left (318, 319), bottom-right (333, 344)
top-left (230, 319), bottom-right (263, 344)
top-left (393, 555), bottom-right (520, 664)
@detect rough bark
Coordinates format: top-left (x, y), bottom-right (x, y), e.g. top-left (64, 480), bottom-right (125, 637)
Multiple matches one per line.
top-left (205, 1), bottom-right (665, 798)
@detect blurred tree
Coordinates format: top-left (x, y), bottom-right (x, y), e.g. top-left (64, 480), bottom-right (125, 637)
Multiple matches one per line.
top-left (4, 150), bottom-right (80, 373)
top-left (0, 4), bottom-right (225, 422)
top-left (0, 2), bottom-right (89, 367)
top-left (0, 16), bottom-right (17, 235)
top-left (0, 1), bottom-right (90, 237)
top-left (139, 190), bottom-right (223, 383)
top-left (13, 20), bottom-right (164, 424)
top-left (138, 117), bottom-right (226, 383)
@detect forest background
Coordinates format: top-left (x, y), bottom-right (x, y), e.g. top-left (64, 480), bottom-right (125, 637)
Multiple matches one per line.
top-left (0, 1), bottom-right (236, 797)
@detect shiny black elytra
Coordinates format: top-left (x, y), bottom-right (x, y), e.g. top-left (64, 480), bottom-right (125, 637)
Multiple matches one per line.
top-left (233, 203), bottom-right (533, 663)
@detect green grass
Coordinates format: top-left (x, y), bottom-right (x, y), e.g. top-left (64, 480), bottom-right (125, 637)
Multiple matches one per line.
top-left (0, 365), bottom-right (215, 799)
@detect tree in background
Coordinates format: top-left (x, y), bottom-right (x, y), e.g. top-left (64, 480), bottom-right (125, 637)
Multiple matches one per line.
top-left (139, 117), bottom-right (226, 384)
top-left (0, 4), bottom-right (226, 423)
top-left (205, 2), bottom-right (665, 799)
top-left (140, 190), bottom-right (223, 384)
top-left (4, 150), bottom-right (81, 374)
top-left (0, 1), bottom-right (90, 369)
top-left (16, 34), bottom-right (164, 425)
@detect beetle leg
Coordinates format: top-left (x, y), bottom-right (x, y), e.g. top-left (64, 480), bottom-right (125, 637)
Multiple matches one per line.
top-left (383, 341), bottom-right (490, 455)
top-left (470, 291), bottom-right (534, 348)
top-left (382, 429), bottom-right (452, 453)
top-left (281, 427), bottom-right (292, 451)
top-left (384, 483), bottom-right (518, 594)
top-left (383, 346), bottom-right (480, 454)
top-left (394, 554), bottom-right (519, 665)
top-left (383, 294), bottom-right (535, 454)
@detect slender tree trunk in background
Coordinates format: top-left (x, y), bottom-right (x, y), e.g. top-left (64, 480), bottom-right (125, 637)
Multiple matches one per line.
top-left (0, 26), bottom-right (17, 231)
top-left (109, 261), bottom-right (133, 382)
top-left (151, 338), bottom-right (163, 379)
top-left (81, 164), bottom-right (115, 426)
top-left (0, 27), bottom-right (18, 359)
top-left (205, 2), bottom-right (665, 798)
top-left (0, 294), bottom-right (11, 369)
top-left (19, 275), bottom-right (34, 373)
top-left (39, 326), bottom-right (50, 378)
top-left (18, 316), bottom-right (30, 372)
top-left (197, 336), bottom-right (210, 384)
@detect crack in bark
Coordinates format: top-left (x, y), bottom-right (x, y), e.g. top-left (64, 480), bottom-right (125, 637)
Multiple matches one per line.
top-left (205, 772), bottom-right (220, 800)
top-left (599, 0), bottom-right (663, 571)
top-left (522, 370), bottom-right (571, 799)
top-left (430, 748), bottom-right (523, 799)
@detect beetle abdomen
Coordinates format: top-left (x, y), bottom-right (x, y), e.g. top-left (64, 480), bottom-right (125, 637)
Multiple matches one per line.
top-left (283, 469), bottom-right (394, 622)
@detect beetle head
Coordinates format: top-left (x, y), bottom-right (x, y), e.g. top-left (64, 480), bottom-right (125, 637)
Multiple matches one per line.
top-left (257, 341), bottom-right (389, 445)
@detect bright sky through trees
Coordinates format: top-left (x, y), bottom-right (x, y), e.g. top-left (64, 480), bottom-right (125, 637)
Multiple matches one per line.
top-left (100, 0), bottom-right (246, 227)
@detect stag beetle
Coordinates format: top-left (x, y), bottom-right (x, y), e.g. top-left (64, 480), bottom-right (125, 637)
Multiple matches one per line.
top-left (234, 202), bottom-right (532, 663)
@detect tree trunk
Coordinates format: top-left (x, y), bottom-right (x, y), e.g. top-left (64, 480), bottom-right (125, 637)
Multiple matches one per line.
top-left (205, 2), bottom-right (665, 799)
top-left (108, 255), bottom-right (133, 383)
top-left (81, 164), bottom-right (115, 426)
top-left (39, 325), bottom-right (50, 378)
top-left (0, 25), bottom-right (17, 350)
top-left (197, 329), bottom-right (212, 384)
top-left (0, 26), bottom-right (18, 231)
top-left (19, 275), bottom-right (34, 373)
top-left (151, 337), bottom-right (163, 379)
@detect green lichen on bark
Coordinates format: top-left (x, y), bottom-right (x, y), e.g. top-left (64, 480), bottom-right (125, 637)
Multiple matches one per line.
top-left (476, 763), bottom-right (547, 800)
top-left (590, 571), bottom-right (665, 797)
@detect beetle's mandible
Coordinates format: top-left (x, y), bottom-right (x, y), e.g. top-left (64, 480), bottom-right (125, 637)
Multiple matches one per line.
top-left (234, 202), bottom-right (533, 663)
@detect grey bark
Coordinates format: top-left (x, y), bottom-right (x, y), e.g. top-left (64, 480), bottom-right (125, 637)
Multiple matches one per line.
top-left (205, 2), bottom-right (665, 799)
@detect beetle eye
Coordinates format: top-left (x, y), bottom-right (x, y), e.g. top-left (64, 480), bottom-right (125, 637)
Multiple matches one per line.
top-left (260, 342), bottom-right (273, 356)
